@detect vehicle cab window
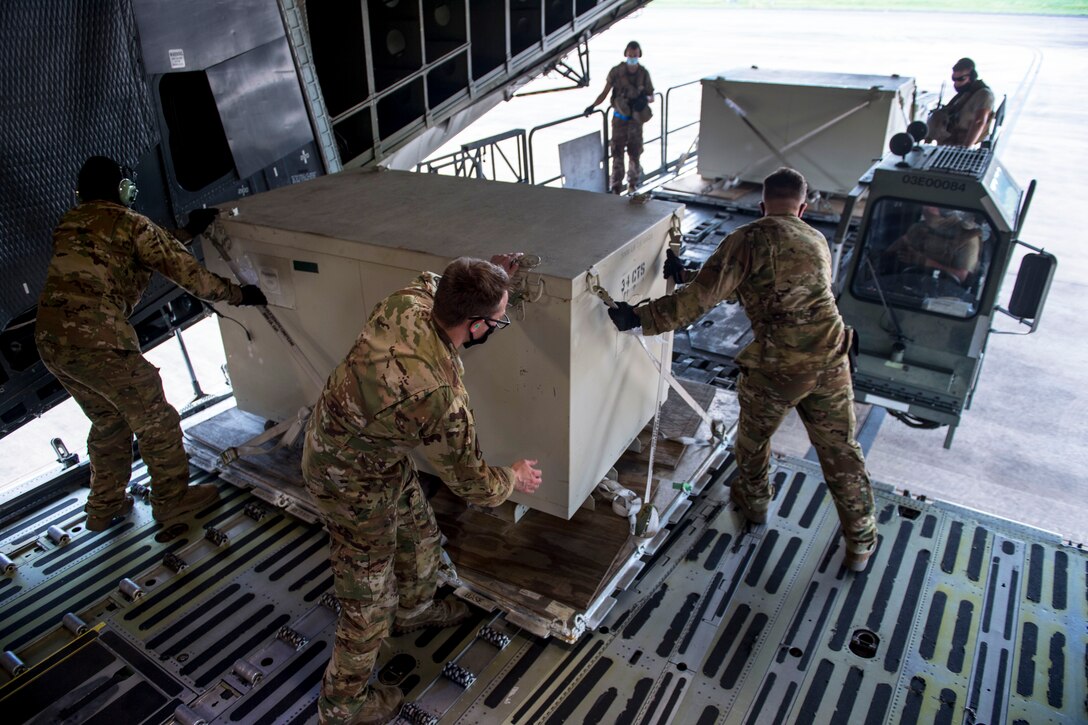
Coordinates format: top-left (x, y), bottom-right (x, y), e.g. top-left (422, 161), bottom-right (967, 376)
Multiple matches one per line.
top-left (851, 198), bottom-right (995, 319)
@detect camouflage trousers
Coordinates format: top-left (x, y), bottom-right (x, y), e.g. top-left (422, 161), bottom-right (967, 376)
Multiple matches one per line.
top-left (735, 361), bottom-right (877, 552)
top-left (301, 452), bottom-right (442, 725)
top-left (36, 341), bottom-right (190, 517)
top-left (610, 115), bottom-right (644, 192)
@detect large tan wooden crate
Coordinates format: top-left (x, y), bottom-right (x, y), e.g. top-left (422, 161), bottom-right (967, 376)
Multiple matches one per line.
top-left (207, 169), bottom-right (682, 519)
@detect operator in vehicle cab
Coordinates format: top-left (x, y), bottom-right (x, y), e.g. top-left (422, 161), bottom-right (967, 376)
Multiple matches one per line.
top-left (882, 205), bottom-right (983, 286)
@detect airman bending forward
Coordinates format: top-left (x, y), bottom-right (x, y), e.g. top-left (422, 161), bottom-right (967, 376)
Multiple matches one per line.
top-left (302, 256), bottom-right (542, 724)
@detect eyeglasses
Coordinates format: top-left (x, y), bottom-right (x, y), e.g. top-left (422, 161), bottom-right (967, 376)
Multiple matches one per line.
top-left (471, 313), bottom-right (511, 330)
top-left (952, 74), bottom-right (970, 82)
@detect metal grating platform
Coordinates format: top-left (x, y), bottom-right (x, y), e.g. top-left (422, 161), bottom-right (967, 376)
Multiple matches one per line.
top-left (0, 455), bottom-right (1084, 723)
top-left (923, 147), bottom-right (992, 178)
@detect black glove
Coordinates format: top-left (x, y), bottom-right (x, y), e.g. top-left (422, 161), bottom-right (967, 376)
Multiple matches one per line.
top-left (630, 95), bottom-right (649, 113)
top-left (663, 249), bottom-right (687, 283)
top-left (607, 301), bottom-right (641, 331)
top-left (237, 284), bottom-right (267, 306)
top-left (184, 207), bottom-right (219, 237)
top-left (583, 105), bottom-right (596, 117)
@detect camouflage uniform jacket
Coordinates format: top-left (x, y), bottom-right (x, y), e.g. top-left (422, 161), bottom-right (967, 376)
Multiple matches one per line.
top-left (887, 217), bottom-right (981, 280)
top-left (306, 273), bottom-right (516, 506)
top-left (36, 200), bottom-right (242, 350)
top-left (607, 63), bottom-right (654, 118)
top-left (637, 214), bottom-right (847, 374)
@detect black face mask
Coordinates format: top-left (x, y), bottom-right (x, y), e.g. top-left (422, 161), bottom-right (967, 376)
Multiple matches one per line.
top-left (463, 322), bottom-right (496, 348)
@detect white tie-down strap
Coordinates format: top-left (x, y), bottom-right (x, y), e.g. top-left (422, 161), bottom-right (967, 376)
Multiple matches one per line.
top-left (642, 333), bottom-right (669, 511)
top-left (204, 218), bottom-right (327, 391)
top-left (635, 334), bottom-right (728, 443)
top-left (596, 478), bottom-right (661, 540)
top-left (220, 406), bottom-right (312, 465)
top-left (585, 263), bottom-right (724, 443)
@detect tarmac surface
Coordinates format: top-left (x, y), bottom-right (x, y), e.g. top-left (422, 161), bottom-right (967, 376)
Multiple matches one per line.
top-left (3, 7), bottom-right (1086, 543)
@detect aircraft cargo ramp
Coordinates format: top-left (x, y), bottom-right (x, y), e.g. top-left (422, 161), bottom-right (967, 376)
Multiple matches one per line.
top-left (0, 441), bottom-right (1084, 723)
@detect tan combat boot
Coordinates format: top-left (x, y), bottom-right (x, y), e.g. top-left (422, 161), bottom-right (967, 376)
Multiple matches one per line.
top-left (730, 484), bottom-right (774, 525)
top-left (393, 598), bottom-right (472, 635)
top-left (350, 682), bottom-right (403, 725)
top-left (153, 484), bottom-right (220, 524)
top-left (86, 494), bottom-right (135, 532)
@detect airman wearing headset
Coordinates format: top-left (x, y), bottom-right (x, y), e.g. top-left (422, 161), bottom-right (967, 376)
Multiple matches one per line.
top-left (926, 58), bottom-right (995, 147)
top-left (35, 155), bottom-right (267, 532)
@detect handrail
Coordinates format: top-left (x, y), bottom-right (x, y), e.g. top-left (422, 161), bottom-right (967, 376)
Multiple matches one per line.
top-left (420, 78), bottom-right (704, 192)
top-left (633, 91), bottom-right (667, 180)
top-left (417, 128), bottom-right (529, 183)
top-left (527, 110), bottom-right (609, 187)
top-left (663, 79), bottom-right (702, 172)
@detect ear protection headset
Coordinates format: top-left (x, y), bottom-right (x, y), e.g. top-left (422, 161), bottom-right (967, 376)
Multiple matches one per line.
top-left (74, 157), bottom-right (139, 206)
top-left (118, 166), bottom-right (138, 206)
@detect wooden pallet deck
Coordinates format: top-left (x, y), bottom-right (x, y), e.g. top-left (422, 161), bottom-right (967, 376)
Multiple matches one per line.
top-left (183, 381), bottom-right (735, 639)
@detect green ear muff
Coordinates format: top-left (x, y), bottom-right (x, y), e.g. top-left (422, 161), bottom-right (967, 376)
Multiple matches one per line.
top-left (118, 177), bottom-right (138, 206)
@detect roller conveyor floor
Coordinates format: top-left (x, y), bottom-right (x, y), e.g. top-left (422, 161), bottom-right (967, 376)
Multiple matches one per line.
top-left (1, 447), bottom-right (1083, 724)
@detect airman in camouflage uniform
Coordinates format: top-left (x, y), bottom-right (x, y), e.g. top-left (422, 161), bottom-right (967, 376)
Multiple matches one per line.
top-left (608, 168), bottom-right (877, 572)
top-left (34, 156), bottom-right (266, 531)
top-left (584, 40), bottom-right (655, 194)
top-left (302, 256), bottom-right (542, 725)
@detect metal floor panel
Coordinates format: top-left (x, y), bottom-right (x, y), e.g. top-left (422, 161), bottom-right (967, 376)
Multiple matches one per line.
top-left (0, 457), bottom-right (1084, 724)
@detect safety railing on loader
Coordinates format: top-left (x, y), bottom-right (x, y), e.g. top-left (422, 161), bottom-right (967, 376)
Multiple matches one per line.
top-left (527, 110), bottom-right (610, 187)
top-left (417, 79), bottom-right (702, 192)
top-left (415, 128), bottom-right (530, 184)
top-left (658, 79), bottom-right (702, 181)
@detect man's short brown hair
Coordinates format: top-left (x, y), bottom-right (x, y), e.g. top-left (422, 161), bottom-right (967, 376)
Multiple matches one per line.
top-left (763, 167), bottom-right (807, 202)
top-left (433, 257), bottom-right (509, 327)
